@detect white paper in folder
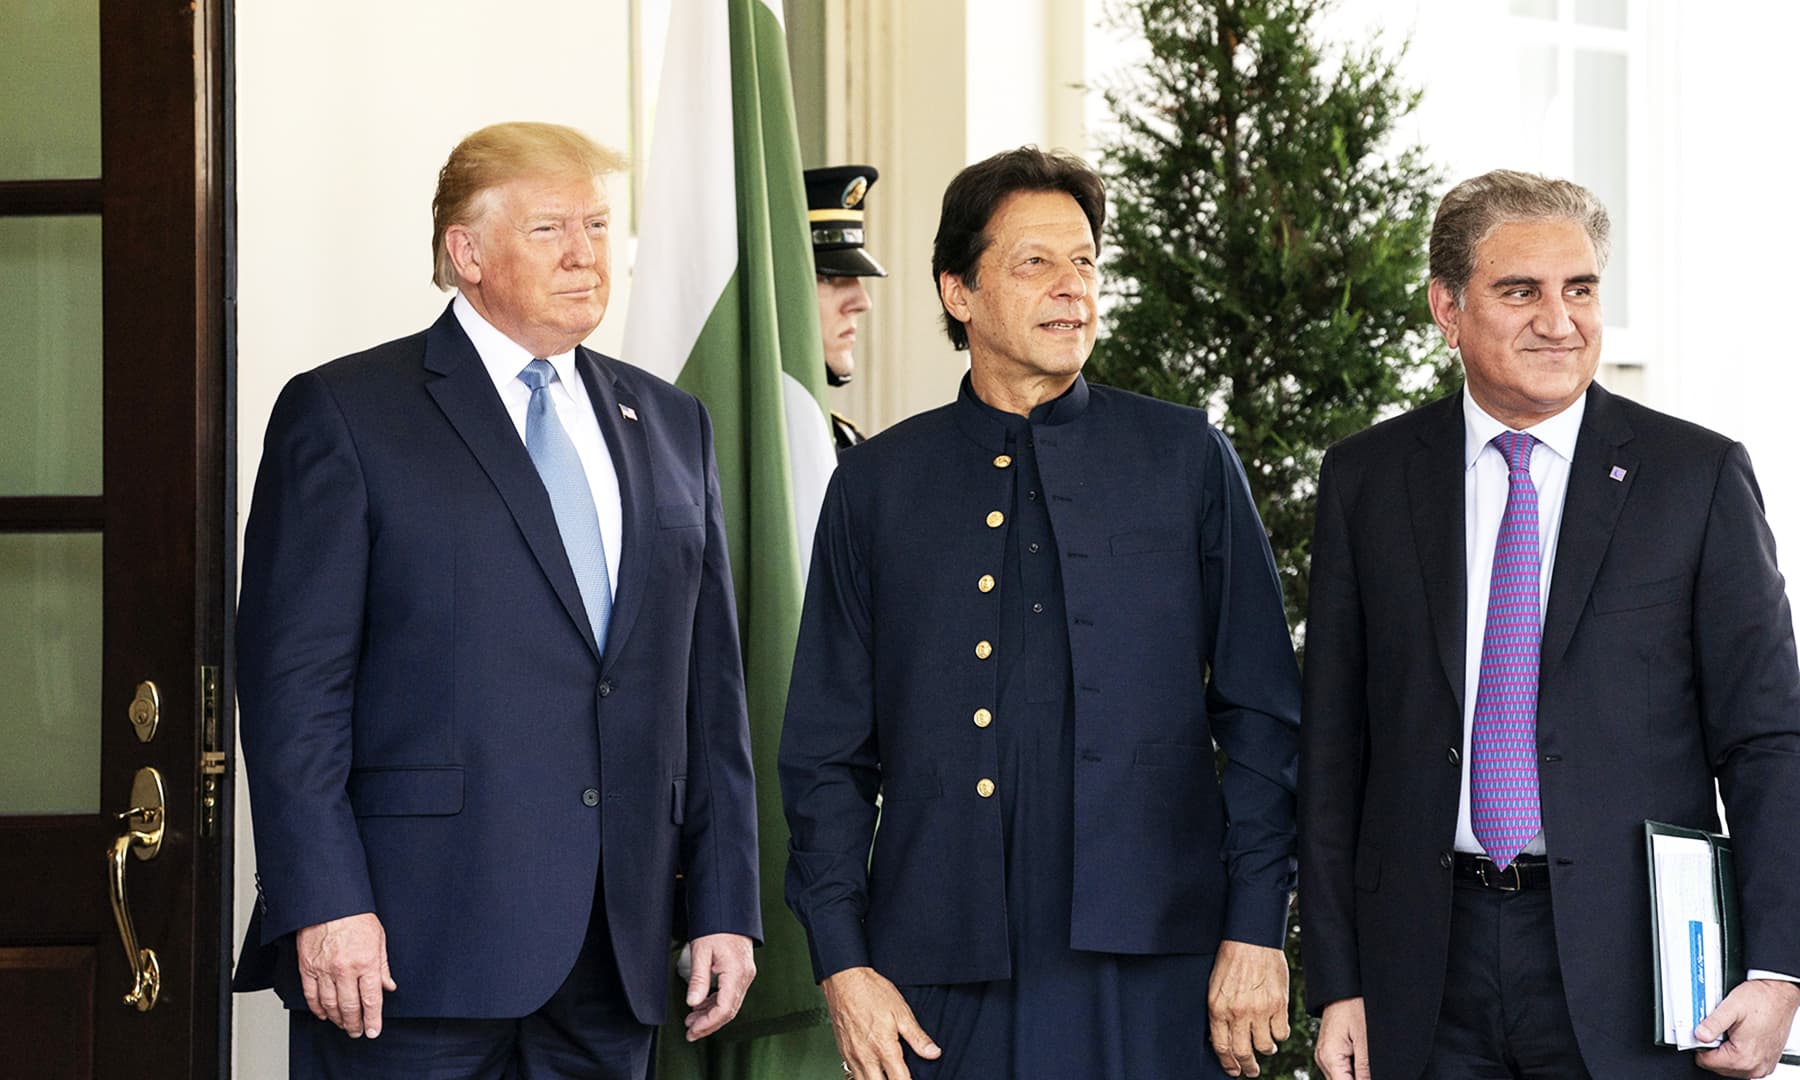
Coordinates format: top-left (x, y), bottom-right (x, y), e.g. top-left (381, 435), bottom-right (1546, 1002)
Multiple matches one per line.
top-left (1650, 832), bottom-right (1723, 1050)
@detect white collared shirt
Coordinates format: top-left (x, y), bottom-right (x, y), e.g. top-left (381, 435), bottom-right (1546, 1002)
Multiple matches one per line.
top-left (454, 293), bottom-right (622, 597)
top-left (1454, 386), bottom-right (1586, 856)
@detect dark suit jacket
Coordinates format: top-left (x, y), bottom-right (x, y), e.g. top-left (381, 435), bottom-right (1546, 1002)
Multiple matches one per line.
top-left (232, 305), bottom-right (760, 1023)
top-left (780, 376), bottom-right (1301, 986)
top-left (1299, 383), bottom-right (1800, 1079)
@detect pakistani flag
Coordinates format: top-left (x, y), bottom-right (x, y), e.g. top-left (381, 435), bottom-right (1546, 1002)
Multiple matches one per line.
top-left (620, 0), bottom-right (840, 1075)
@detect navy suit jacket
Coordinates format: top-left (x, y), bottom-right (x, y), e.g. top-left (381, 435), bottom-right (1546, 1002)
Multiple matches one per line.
top-left (1300, 384), bottom-right (1800, 1079)
top-left (233, 305), bottom-right (760, 1022)
top-left (779, 376), bottom-right (1301, 986)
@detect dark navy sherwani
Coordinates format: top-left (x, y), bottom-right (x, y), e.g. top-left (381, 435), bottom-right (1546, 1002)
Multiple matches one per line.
top-left (780, 374), bottom-right (1300, 1062)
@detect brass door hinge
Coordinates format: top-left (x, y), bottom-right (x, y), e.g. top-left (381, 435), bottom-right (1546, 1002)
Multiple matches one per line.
top-left (198, 664), bottom-right (227, 838)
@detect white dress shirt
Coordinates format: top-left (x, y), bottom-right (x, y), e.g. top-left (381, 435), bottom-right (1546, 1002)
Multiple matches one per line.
top-left (454, 293), bottom-right (622, 598)
top-left (1455, 386), bottom-right (1584, 857)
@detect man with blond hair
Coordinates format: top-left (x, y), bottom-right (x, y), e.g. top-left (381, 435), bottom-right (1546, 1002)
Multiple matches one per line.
top-left (233, 122), bottom-right (761, 1078)
top-left (1301, 169), bottom-right (1800, 1079)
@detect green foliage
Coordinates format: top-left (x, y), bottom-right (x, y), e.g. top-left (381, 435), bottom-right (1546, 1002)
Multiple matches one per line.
top-left (1091, 3), bottom-right (1449, 1075)
top-left (1090, 0), bottom-right (1450, 630)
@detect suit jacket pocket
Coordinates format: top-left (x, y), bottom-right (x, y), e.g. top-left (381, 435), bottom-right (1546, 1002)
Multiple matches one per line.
top-left (1110, 526), bottom-right (1184, 556)
top-left (657, 501), bottom-right (705, 529)
top-left (1591, 574), bottom-right (1685, 615)
top-left (347, 766), bottom-right (464, 817)
top-left (671, 776), bottom-right (687, 825)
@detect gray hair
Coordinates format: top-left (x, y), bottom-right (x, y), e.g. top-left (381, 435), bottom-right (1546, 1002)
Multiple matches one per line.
top-left (1429, 170), bottom-right (1611, 305)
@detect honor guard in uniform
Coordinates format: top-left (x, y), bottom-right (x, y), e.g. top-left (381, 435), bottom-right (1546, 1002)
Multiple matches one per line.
top-left (805, 164), bottom-right (887, 451)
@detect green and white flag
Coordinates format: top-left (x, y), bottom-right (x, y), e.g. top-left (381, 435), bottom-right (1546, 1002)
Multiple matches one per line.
top-left (621, 0), bottom-right (839, 1074)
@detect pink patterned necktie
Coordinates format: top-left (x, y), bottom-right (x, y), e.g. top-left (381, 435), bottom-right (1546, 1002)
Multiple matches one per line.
top-left (1471, 431), bottom-right (1541, 869)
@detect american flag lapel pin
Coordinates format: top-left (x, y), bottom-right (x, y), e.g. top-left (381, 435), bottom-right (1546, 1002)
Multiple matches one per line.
top-left (619, 403), bottom-right (639, 422)
top-left (1609, 465), bottom-right (1627, 482)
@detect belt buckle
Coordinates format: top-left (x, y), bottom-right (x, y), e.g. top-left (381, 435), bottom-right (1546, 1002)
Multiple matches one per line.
top-left (1479, 859), bottom-right (1522, 892)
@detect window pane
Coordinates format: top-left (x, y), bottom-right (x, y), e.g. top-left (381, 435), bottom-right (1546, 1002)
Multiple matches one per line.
top-left (1510, 0), bottom-right (1557, 19)
top-left (0, 216), bottom-right (103, 496)
top-left (1575, 0), bottom-right (1627, 29)
top-left (0, 0), bottom-right (101, 180)
top-left (0, 534), bottom-right (101, 815)
top-left (1517, 45), bottom-right (1560, 137)
top-left (1574, 50), bottom-right (1629, 326)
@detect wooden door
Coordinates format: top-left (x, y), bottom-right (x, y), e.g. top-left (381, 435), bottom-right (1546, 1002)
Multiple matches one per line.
top-left (0, 1), bottom-right (229, 1076)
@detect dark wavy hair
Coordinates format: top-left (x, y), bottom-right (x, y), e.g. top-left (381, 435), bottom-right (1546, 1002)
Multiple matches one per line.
top-left (931, 146), bottom-right (1106, 350)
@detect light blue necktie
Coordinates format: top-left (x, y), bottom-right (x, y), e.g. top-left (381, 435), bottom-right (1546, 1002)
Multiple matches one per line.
top-left (518, 359), bottom-right (612, 653)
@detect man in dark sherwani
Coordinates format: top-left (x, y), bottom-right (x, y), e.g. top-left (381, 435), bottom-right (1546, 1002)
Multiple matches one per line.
top-left (778, 146), bottom-right (1303, 1080)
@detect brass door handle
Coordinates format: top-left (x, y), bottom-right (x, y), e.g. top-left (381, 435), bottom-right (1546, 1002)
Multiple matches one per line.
top-left (106, 766), bottom-right (165, 1012)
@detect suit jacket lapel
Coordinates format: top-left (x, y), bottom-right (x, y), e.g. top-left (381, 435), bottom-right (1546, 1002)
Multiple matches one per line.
top-left (576, 348), bottom-right (655, 671)
top-left (422, 307), bottom-right (601, 659)
top-left (1406, 392), bottom-right (1469, 714)
top-left (1542, 383), bottom-right (1636, 673)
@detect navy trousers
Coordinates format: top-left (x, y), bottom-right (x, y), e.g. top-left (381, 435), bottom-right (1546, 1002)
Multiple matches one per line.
top-left (1422, 880), bottom-right (1592, 1079)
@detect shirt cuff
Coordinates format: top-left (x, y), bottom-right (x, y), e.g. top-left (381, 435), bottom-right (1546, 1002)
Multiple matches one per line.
top-left (1746, 969), bottom-right (1800, 984)
top-left (1221, 884), bottom-right (1294, 950)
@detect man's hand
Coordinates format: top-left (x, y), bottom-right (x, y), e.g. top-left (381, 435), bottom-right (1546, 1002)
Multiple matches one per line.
top-left (682, 932), bottom-right (757, 1041)
top-left (1314, 997), bottom-right (1373, 1080)
top-left (1207, 940), bottom-right (1290, 1077)
top-left (821, 966), bottom-right (941, 1080)
top-left (1696, 978), bottom-right (1800, 1078)
top-left (296, 912), bottom-right (397, 1038)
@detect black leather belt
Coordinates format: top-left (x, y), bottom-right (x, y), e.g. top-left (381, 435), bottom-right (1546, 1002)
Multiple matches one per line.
top-left (1452, 852), bottom-right (1551, 891)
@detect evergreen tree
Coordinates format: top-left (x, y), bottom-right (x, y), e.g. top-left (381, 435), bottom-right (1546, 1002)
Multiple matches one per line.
top-left (1092, 0), bottom-right (1449, 631)
top-left (1090, 3), bottom-right (1449, 1074)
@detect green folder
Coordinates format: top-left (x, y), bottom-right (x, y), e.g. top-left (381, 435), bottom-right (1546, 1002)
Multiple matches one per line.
top-left (1644, 820), bottom-right (1800, 1066)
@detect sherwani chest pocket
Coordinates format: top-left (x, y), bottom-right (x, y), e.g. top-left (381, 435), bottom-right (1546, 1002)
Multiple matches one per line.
top-left (1110, 526), bottom-right (1185, 556)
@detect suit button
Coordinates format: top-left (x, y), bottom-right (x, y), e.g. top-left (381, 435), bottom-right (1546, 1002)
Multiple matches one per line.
top-left (582, 788), bottom-right (600, 807)
top-left (993, 455), bottom-right (1012, 468)
top-left (977, 574), bottom-right (995, 593)
top-left (598, 679), bottom-right (614, 697)
top-left (1447, 747), bottom-right (1460, 765)
top-left (1439, 851), bottom-right (1453, 869)
top-left (975, 640), bottom-right (993, 660)
top-left (986, 510), bottom-right (1005, 528)
top-left (976, 778), bottom-right (996, 798)
top-left (973, 708), bottom-right (992, 728)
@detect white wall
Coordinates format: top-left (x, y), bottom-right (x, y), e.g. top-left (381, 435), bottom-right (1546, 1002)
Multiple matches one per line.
top-left (233, 3), bottom-right (636, 1072)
